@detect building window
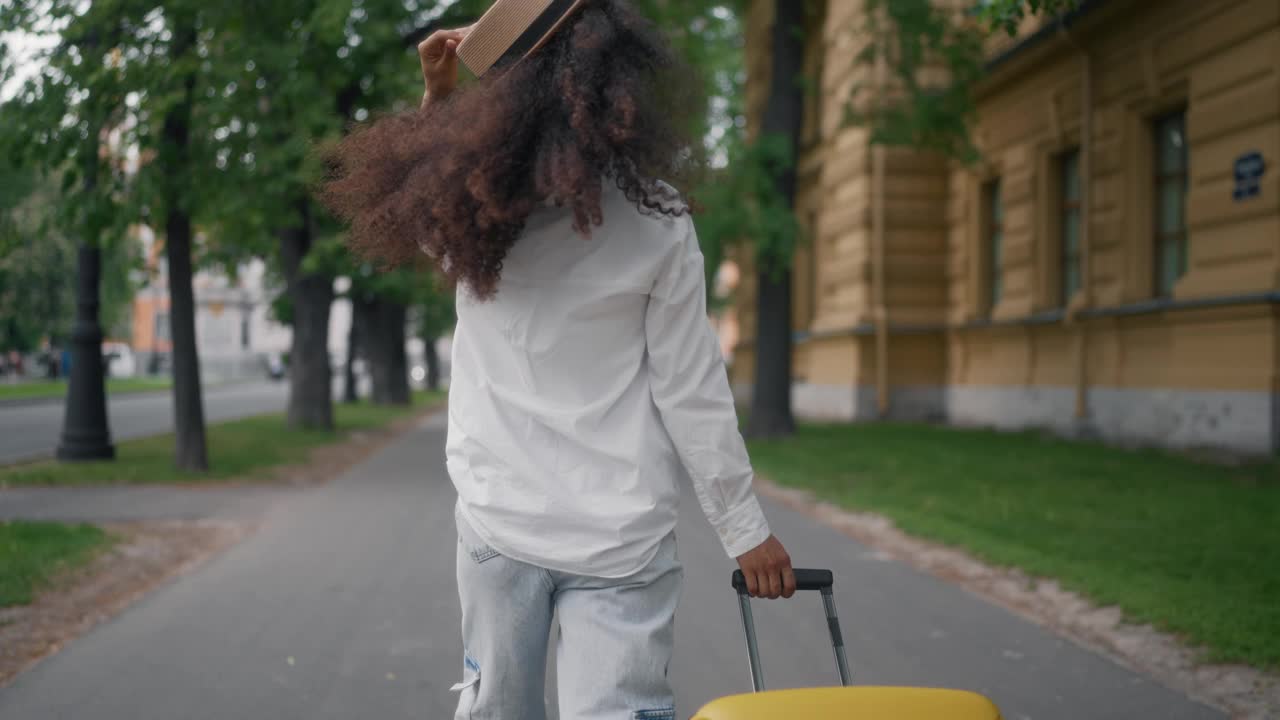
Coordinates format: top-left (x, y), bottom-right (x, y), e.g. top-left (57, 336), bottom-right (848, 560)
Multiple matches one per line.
top-left (1060, 149), bottom-right (1082, 305)
top-left (154, 312), bottom-right (170, 345)
top-left (985, 179), bottom-right (1004, 313)
top-left (1154, 111), bottom-right (1188, 297)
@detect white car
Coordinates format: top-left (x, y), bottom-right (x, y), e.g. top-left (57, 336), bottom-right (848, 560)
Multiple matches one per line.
top-left (102, 342), bottom-right (137, 378)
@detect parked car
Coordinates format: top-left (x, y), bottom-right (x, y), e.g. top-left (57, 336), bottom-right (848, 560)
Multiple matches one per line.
top-left (102, 342), bottom-right (137, 378)
top-left (264, 353), bottom-right (286, 381)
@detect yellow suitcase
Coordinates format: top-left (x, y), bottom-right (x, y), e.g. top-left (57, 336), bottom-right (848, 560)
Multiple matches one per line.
top-left (692, 570), bottom-right (1003, 719)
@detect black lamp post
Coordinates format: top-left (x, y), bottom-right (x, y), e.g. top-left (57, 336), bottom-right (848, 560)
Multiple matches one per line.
top-left (56, 243), bottom-right (115, 461)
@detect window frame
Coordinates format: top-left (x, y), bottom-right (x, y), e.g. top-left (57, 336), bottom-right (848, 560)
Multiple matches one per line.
top-left (154, 311), bottom-right (171, 345)
top-left (1152, 110), bottom-right (1188, 298)
top-left (983, 178), bottom-right (1004, 315)
top-left (1058, 148), bottom-right (1082, 307)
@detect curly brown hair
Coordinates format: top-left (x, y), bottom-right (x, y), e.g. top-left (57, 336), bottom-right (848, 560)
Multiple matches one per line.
top-left (318, 0), bottom-right (700, 300)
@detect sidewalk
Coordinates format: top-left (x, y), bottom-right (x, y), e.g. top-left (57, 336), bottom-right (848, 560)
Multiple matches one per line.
top-left (0, 483), bottom-right (301, 523)
top-left (0, 413), bottom-right (1224, 719)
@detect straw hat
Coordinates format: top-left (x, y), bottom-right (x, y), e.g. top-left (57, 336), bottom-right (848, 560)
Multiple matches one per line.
top-left (457, 0), bottom-right (590, 78)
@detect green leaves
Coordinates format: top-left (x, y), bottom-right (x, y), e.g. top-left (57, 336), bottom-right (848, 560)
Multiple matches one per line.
top-left (0, 1), bottom-right (752, 318)
top-left (0, 162), bottom-right (138, 351)
top-left (629, 2), bottom-right (799, 287)
top-left (843, 0), bottom-right (984, 164)
top-left (2, 1), bottom-right (231, 251)
top-left (414, 270), bottom-right (456, 340)
top-left (695, 132), bottom-right (803, 280)
top-left (846, 0), bottom-right (1081, 165)
top-left (977, 0), bottom-right (1082, 37)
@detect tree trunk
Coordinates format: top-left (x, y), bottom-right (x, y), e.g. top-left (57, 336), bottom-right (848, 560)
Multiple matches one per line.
top-left (750, 269), bottom-right (794, 437)
top-left (164, 201), bottom-right (209, 471)
top-left (747, 0), bottom-right (806, 439)
top-left (355, 295), bottom-right (410, 406)
top-left (343, 310), bottom-right (359, 404)
top-left (161, 20), bottom-right (208, 471)
top-left (56, 244), bottom-right (115, 461)
top-left (423, 334), bottom-right (441, 392)
top-left (383, 301), bottom-right (410, 404)
top-left (279, 199), bottom-right (334, 431)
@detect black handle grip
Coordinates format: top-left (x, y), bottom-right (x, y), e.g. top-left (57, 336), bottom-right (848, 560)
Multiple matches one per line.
top-left (732, 568), bottom-right (833, 594)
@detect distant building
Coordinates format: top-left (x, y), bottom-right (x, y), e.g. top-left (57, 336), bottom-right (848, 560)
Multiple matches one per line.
top-left (129, 225), bottom-right (295, 381)
top-left (128, 224), bottom-right (380, 385)
top-left (734, 0), bottom-right (1279, 454)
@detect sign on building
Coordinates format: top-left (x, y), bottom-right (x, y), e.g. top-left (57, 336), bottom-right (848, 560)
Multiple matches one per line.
top-left (1233, 151), bottom-right (1265, 201)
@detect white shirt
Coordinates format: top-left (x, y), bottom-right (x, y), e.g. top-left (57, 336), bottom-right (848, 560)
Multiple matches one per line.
top-left (446, 184), bottom-right (771, 578)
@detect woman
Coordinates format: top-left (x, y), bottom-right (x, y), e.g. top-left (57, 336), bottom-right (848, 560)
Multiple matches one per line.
top-left (321, 2), bottom-right (794, 717)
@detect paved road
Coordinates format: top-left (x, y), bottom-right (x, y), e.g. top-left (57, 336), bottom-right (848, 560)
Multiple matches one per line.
top-left (0, 381), bottom-right (290, 465)
top-left (0, 413), bottom-right (1223, 720)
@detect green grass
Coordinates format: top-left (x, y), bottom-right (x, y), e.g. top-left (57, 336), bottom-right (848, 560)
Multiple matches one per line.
top-left (0, 377), bottom-right (171, 402)
top-left (0, 390), bottom-right (445, 487)
top-left (0, 521), bottom-right (112, 607)
top-left (747, 423), bottom-right (1280, 669)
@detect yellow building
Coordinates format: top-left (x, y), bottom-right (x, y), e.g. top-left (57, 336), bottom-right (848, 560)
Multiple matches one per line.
top-left (733, 0), bottom-right (1280, 454)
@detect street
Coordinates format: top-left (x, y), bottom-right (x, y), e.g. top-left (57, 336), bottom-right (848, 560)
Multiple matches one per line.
top-left (0, 412), bottom-right (1223, 720)
top-left (0, 381), bottom-right (290, 465)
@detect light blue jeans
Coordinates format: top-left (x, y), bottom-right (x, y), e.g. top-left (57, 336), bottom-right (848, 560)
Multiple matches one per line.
top-left (453, 507), bottom-right (682, 720)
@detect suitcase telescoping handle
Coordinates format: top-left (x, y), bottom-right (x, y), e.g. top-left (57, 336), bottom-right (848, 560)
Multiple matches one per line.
top-left (731, 568), bottom-right (852, 692)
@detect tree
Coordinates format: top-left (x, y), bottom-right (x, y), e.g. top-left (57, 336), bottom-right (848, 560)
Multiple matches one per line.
top-left (739, 0), bottom-right (806, 438)
top-left (630, 1), bottom-right (810, 439)
top-left (636, 0), bottom-right (755, 291)
top-left (156, 9), bottom-right (209, 470)
top-left (342, 309), bottom-right (361, 403)
top-left (0, 166), bottom-right (137, 356)
top-left (2, 163), bottom-right (76, 355)
top-left (212, 0), bottom-right (487, 428)
top-left (209, 1), bottom-right (342, 431)
top-left (9, 1), bottom-right (746, 448)
top-left (354, 292), bottom-right (410, 405)
top-left (0, 210), bottom-right (74, 355)
top-left (85, 1), bottom-right (248, 471)
top-left (346, 260), bottom-right (415, 406)
top-left (413, 271), bottom-right (455, 393)
top-left (683, 2), bottom-right (807, 440)
top-left (329, 251), bottom-right (454, 404)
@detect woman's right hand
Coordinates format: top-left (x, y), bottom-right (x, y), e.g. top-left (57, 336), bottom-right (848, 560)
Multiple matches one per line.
top-left (736, 535), bottom-right (796, 599)
top-left (418, 27), bottom-right (469, 107)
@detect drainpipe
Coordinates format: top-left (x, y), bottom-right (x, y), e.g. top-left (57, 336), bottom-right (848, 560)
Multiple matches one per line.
top-left (873, 145), bottom-right (889, 418)
top-left (1063, 21), bottom-right (1092, 420)
top-left (872, 21), bottom-right (890, 419)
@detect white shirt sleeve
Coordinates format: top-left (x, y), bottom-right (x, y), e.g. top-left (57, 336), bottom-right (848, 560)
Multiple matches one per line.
top-left (645, 216), bottom-right (772, 559)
